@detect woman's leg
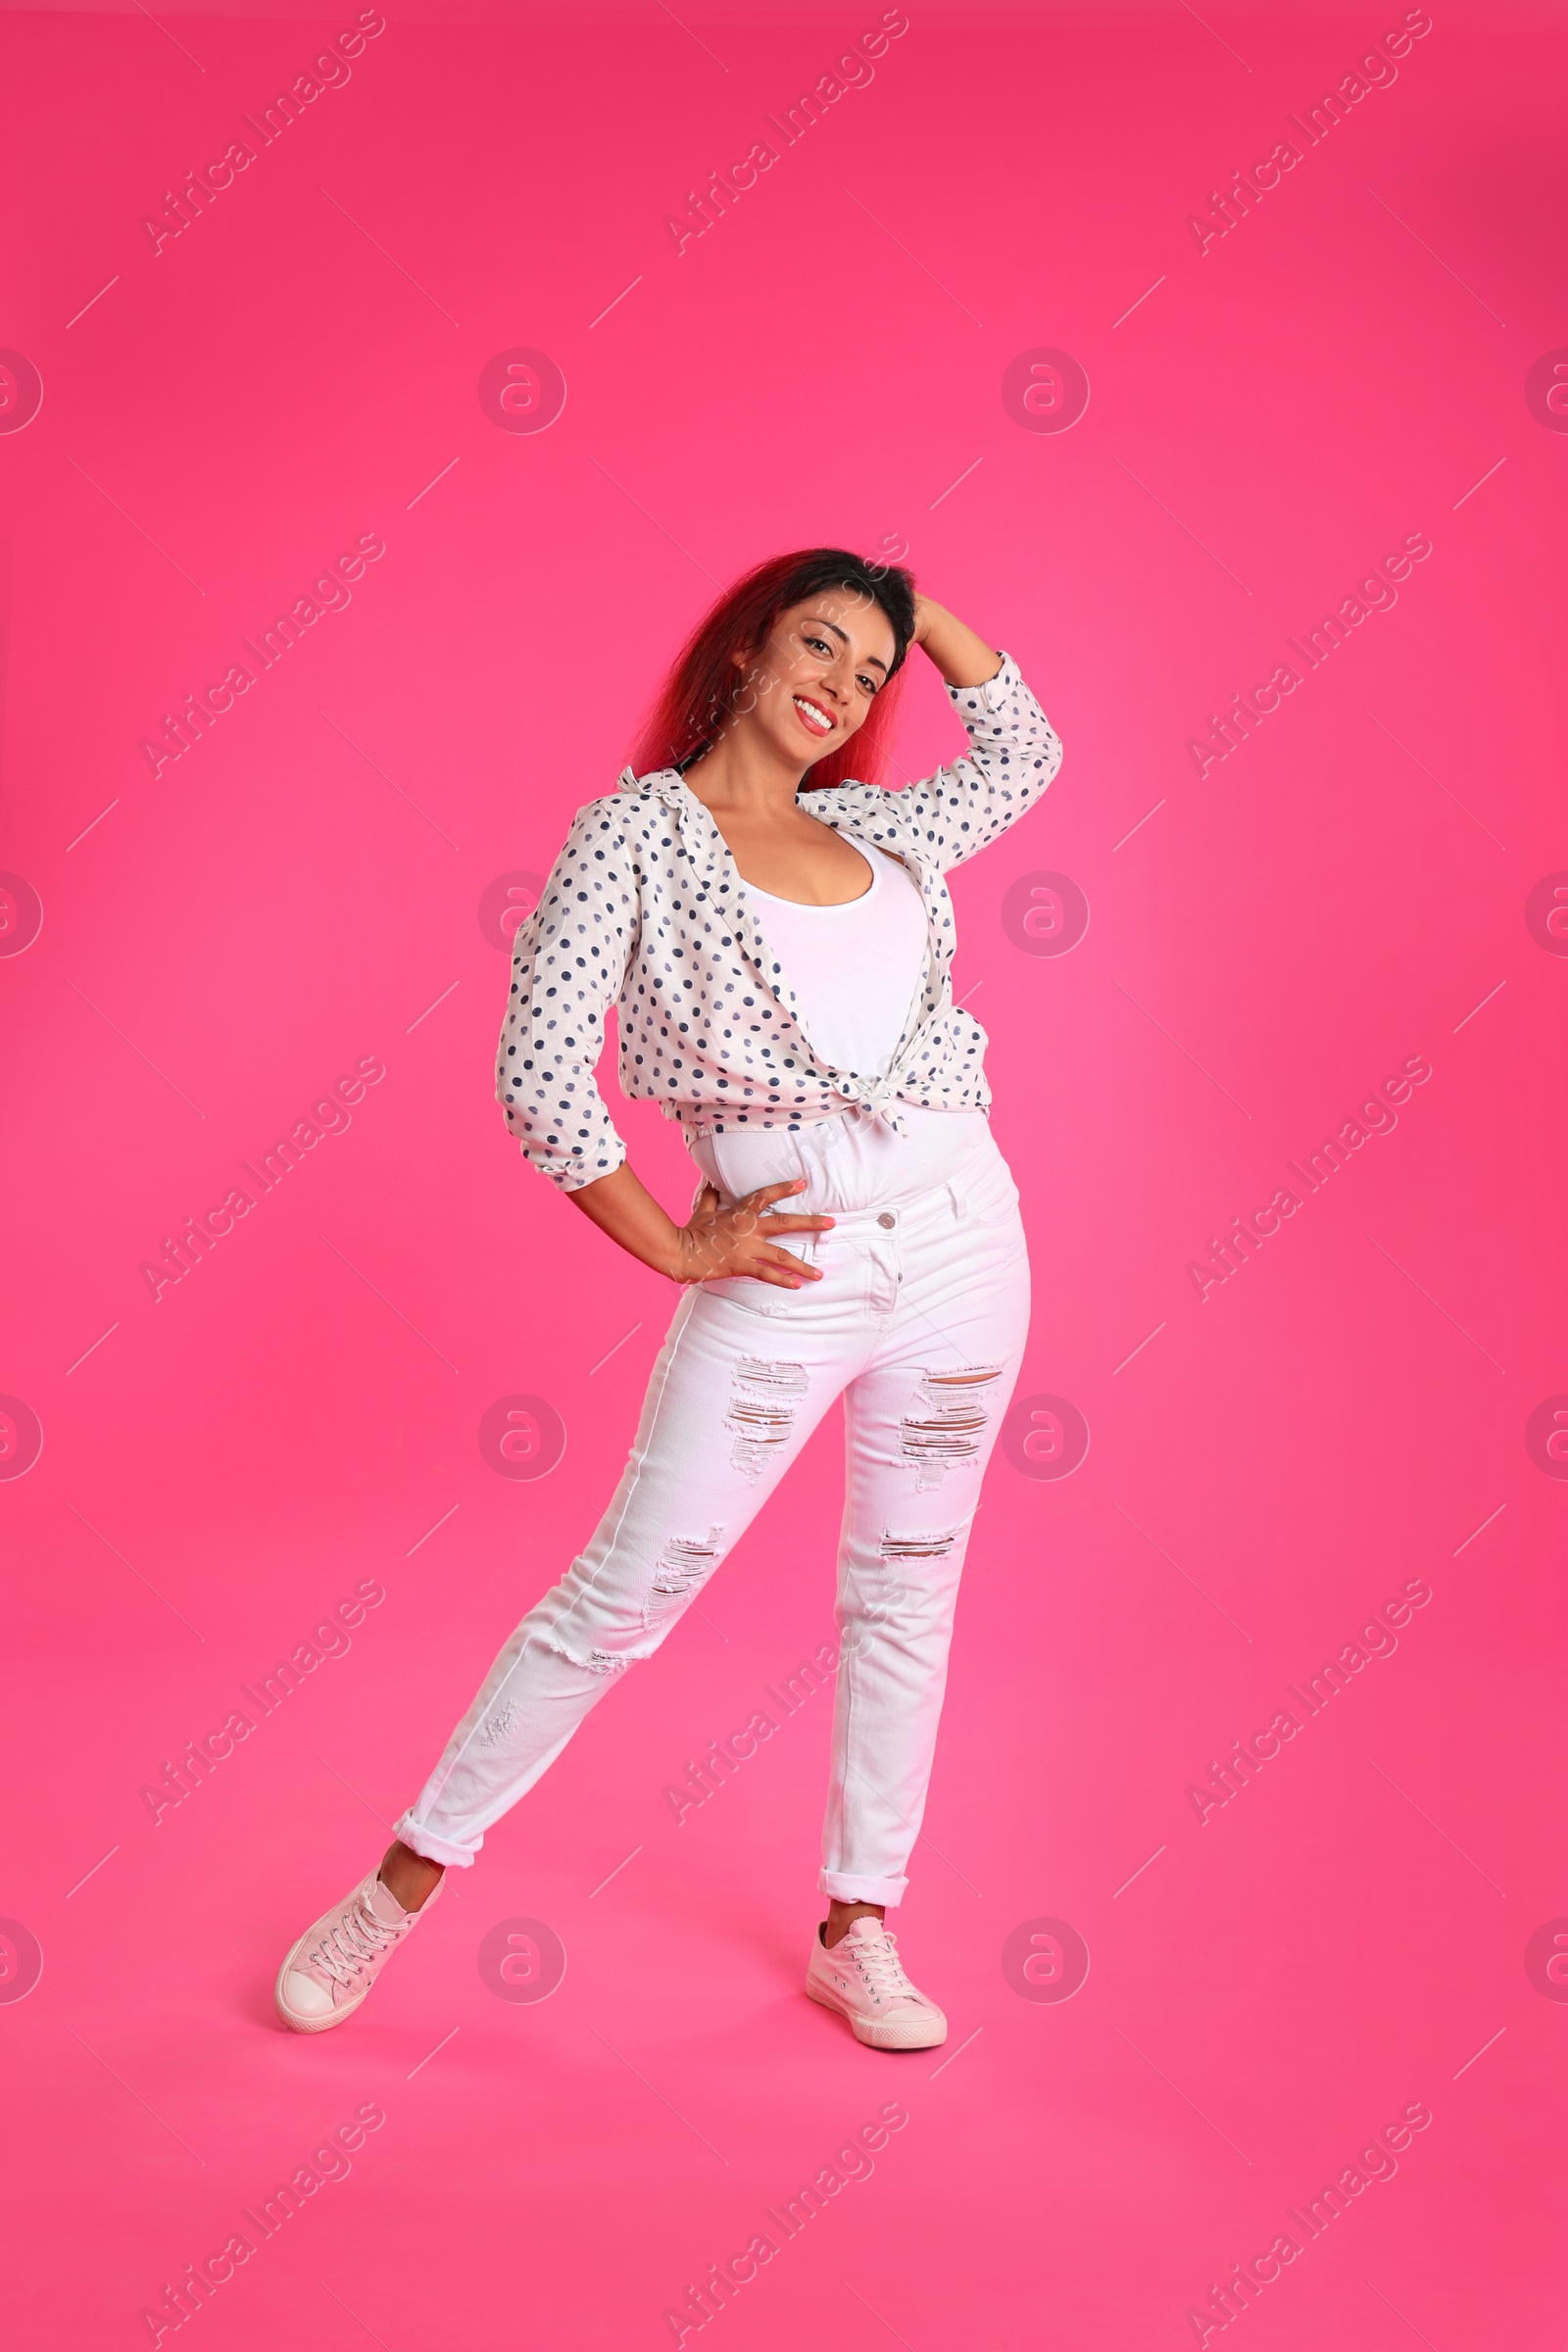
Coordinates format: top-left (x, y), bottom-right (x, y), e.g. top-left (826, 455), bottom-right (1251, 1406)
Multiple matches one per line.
top-left (821, 1169), bottom-right (1031, 1911)
top-left (278, 1276), bottom-right (877, 2033)
top-left (391, 1276), bottom-right (874, 1876)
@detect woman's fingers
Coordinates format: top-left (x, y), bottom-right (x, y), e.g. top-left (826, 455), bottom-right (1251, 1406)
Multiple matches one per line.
top-left (743, 1179), bottom-right (811, 1209)
top-left (760, 1245), bottom-right (820, 1281)
top-left (756, 1212), bottom-right (835, 1235)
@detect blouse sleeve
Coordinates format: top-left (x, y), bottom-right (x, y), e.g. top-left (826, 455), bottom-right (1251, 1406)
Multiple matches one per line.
top-left (891, 650), bottom-right (1063, 872)
top-left (494, 799), bottom-right (639, 1192)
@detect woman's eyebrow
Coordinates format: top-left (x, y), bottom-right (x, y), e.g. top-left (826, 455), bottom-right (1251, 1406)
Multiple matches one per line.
top-left (811, 616), bottom-right (888, 673)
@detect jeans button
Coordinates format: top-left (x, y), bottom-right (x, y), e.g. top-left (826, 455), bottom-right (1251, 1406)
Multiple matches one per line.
top-left (877, 1210), bottom-right (896, 1228)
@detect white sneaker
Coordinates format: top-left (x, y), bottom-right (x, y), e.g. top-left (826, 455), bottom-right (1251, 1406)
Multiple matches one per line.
top-left (805, 1915), bottom-right (948, 2050)
top-left (274, 1869), bottom-right (442, 2034)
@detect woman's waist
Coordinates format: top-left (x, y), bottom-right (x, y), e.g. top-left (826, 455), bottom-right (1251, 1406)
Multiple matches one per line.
top-left (685, 1100), bottom-right (1000, 1214)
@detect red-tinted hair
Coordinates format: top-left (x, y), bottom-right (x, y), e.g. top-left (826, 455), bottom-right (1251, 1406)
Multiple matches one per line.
top-left (627, 547), bottom-right (917, 791)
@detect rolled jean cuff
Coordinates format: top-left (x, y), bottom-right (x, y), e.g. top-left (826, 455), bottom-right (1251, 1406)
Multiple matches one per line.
top-left (820, 1868), bottom-right (907, 1906)
top-left (394, 1812), bottom-right (479, 1870)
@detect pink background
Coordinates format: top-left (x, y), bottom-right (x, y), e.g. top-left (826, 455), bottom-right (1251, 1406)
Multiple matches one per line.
top-left (4, 1), bottom-right (1566, 2343)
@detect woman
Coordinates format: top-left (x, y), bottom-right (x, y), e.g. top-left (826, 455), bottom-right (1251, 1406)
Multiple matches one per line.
top-left (275, 548), bottom-right (1062, 2050)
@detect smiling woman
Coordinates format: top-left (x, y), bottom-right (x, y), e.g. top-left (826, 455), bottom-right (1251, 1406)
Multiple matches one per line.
top-left (274, 543), bottom-right (1064, 2054)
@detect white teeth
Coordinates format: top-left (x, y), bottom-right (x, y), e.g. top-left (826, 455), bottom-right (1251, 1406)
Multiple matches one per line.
top-left (794, 696), bottom-right (833, 733)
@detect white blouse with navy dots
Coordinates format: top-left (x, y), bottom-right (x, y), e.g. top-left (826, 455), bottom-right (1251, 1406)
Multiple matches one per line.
top-left (496, 651), bottom-right (1063, 1192)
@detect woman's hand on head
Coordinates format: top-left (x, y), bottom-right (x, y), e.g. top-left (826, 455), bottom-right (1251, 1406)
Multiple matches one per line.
top-left (675, 1179), bottom-right (835, 1288)
top-left (907, 596), bottom-right (1003, 691)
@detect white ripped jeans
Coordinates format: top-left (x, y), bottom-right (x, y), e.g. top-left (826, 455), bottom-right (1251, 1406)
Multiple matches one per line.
top-left (395, 1125), bottom-right (1031, 1904)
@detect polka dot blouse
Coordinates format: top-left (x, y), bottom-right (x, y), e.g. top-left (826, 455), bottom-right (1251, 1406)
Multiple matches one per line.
top-left (496, 650), bottom-right (1063, 1192)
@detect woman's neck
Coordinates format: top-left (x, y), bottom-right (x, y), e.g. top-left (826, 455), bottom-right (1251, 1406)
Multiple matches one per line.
top-left (681, 716), bottom-right (810, 818)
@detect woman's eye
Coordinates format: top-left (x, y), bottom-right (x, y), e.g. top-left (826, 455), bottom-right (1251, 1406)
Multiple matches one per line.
top-left (803, 633), bottom-right (830, 657)
top-left (858, 674), bottom-right (878, 695)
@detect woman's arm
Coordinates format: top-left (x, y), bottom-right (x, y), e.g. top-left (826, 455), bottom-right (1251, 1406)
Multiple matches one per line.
top-left (567, 1164), bottom-right (834, 1289)
top-left (859, 596), bottom-right (1063, 872)
top-left (911, 595), bottom-right (1003, 692)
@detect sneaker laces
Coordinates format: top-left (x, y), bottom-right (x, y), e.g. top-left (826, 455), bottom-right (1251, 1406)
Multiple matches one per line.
top-left (848, 1926), bottom-right (919, 2008)
top-left (308, 1888), bottom-right (405, 1988)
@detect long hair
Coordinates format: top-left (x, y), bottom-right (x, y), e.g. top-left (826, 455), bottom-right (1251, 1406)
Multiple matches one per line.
top-left (627, 548), bottom-right (917, 791)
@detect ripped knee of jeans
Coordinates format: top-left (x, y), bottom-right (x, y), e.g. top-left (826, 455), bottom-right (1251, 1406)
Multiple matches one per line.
top-left (875, 1520), bottom-right (968, 1561)
top-left (641, 1525), bottom-right (726, 1634)
top-left (898, 1363), bottom-right (1004, 1490)
top-left (539, 1637), bottom-right (629, 1679)
top-left (726, 1355), bottom-right (808, 1483)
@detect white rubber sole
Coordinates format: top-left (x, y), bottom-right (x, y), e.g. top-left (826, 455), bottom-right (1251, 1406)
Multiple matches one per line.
top-left (805, 1978), bottom-right (948, 2050)
top-left (273, 1927), bottom-right (367, 2034)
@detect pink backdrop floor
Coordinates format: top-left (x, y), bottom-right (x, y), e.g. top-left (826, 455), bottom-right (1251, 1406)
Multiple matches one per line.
top-left (4, 1), bottom-right (1566, 2344)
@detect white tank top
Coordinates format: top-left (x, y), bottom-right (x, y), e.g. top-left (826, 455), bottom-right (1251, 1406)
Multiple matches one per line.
top-left (684, 835), bottom-right (997, 1213)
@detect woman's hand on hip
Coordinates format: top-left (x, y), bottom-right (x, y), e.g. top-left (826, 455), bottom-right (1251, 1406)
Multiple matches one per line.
top-left (675, 1179), bottom-right (834, 1288)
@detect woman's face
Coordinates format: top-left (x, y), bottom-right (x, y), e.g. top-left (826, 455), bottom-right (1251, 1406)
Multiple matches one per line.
top-left (732, 591), bottom-right (899, 768)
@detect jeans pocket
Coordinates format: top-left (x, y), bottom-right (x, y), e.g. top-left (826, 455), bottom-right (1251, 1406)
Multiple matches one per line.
top-left (966, 1161), bottom-right (1022, 1229)
top-left (701, 1228), bottom-right (822, 1316)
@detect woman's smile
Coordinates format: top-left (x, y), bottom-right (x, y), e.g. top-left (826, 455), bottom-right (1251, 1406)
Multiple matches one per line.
top-left (792, 690), bottom-right (838, 738)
